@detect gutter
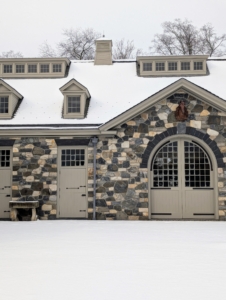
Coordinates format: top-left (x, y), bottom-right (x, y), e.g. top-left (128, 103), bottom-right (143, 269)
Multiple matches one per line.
top-left (91, 137), bottom-right (98, 220)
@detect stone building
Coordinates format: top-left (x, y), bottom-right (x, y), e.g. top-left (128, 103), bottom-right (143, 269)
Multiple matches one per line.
top-left (0, 38), bottom-right (226, 221)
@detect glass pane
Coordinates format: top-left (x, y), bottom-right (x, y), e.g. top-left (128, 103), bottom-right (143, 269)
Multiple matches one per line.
top-left (152, 142), bottom-right (178, 188)
top-left (0, 149), bottom-right (10, 168)
top-left (61, 148), bottom-right (86, 167)
top-left (184, 141), bottom-right (211, 187)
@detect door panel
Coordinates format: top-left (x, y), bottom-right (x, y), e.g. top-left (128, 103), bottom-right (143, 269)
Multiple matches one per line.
top-left (0, 169), bottom-right (11, 218)
top-left (59, 147), bottom-right (87, 218)
top-left (183, 190), bottom-right (215, 219)
top-left (151, 190), bottom-right (182, 218)
top-left (151, 141), bottom-right (181, 219)
top-left (150, 139), bottom-right (215, 219)
top-left (60, 168), bottom-right (86, 218)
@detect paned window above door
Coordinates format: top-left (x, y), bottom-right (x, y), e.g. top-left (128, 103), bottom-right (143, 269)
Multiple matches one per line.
top-left (61, 149), bottom-right (85, 167)
top-left (184, 141), bottom-right (211, 187)
top-left (0, 150), bottom-right (10, 167)
top-left (153, 141), bottom-right (178, 187)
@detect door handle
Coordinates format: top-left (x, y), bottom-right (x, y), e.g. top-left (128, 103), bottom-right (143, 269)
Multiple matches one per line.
top-left (81, 194), bottom-right (86, 196)
top-left (5, 195), bottom-right (10, 197)
top-left (80, 210), bottom-right (86, 212)
top-left (5, 186), bottom-right (10, 188)
top-left (4, 211), bottom-right (10, 213)
top-left (80, 186), bottom-right (86, 187)
top-left (66, 187), bottom-right (79, 189)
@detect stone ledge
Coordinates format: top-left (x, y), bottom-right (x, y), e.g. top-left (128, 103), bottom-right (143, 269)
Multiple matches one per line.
top-left (9, 201), bottom-right (39, 209)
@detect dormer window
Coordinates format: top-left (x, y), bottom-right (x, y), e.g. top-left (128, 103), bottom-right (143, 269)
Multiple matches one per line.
top-left (0, 97), bottom-right (9, 113)
top-left (40, 64), bottom-right (49, 73)
top-left (194, 62), bottom-right (203, 70)
top-left (156, 62), bottom-right (165, 71)
top-left (60, 79), bottom-right (91, 119)
top-left (168, 62), bottom-right (177, 71)
top-left (0, 58), bottom-right (69, 78)
top-left (53, 64), bottom-right (62, 72)
top-left (143, 63), bottom-right (152, 71)
top-left (28, 64), bottom-right (37, 73)
top-left (181, 62), bottom-right (190, 70)
top-left (0, 80), bottom-right (23, 119)
top-left (4, 65), bottom-right (12, 73)
top-left (68, 96), bottom-right (81, 113)
top-left (137, 55), bottom-right (208, 77)
top-left (16, 65), bottom-right (25, 73)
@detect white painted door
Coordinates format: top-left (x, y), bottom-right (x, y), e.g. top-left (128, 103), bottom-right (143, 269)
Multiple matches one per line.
top-left (58, 148), bottom-right (87, 218)
top-left (150, 139), bottom-right (215, 219)
top-left (0, 149), bottom-right (11, 219)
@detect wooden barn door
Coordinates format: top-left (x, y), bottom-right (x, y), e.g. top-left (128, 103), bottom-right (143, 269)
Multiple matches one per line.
top-left (150, 138), bottom-right (215, 219)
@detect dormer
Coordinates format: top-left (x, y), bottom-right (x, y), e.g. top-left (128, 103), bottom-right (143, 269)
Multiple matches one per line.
top-left (0, 58), bottom-right (70, 78)
top-left (60, 79), bottom-right (91, 119)
top-left (137, 55), bottom-right (209, 77)
top-left (0, 80), bottom-right (23, 119)
top-left (94, 38), bottom-right (112, 65)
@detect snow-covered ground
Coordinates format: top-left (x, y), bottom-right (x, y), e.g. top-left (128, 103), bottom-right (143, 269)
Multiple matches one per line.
top-left (0, 220), bottom-right (225, 300)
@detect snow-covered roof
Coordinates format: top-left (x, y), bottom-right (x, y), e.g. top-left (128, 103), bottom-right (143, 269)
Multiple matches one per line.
top-left (1, 59), bottom-right (226, 128)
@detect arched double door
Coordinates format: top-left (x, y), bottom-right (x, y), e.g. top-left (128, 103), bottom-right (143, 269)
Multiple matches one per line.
top-left (150, 137), bottom-right (217, 219)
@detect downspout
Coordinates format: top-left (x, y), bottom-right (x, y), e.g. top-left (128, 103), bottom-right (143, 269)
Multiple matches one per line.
top-left (91, 137), bottom-right (98, 220)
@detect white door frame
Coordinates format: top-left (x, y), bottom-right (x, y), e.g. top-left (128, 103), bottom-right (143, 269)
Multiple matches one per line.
top-left (57, 146), bottom-right (88, 219)
top-left (148, 134), bottom-right (219, 220)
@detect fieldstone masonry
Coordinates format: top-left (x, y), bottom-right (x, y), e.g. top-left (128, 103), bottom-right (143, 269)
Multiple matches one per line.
top-left (12, 138), bottom-right (57, 220)
top-left (88, 90), bottom-right (226, 220)
top-left (6, 89), bottom-right (226, 221)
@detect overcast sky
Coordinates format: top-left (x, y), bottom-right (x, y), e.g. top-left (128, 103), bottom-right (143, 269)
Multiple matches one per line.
top-left (1, 0), bottom-right (226, 57)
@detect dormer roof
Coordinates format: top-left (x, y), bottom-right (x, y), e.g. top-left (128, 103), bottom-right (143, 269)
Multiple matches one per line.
top-left (59, 78), bottom-right (91, 98)
top-left (0, 79), bottom-right (23, 99)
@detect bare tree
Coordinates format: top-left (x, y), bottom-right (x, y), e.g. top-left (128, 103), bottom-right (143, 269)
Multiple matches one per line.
top-left (150, 19), bottom-right (226, 56)
top-left (40, 41), bottom-right (57, 57)
top-left (0, 50), bottom-right (23, 58)
top-left (200, 24), bottom-right (226, 56)
top-left (40, 28), bottom-right (101, 59)
top-left (113, 38), bottom-right (143, 59)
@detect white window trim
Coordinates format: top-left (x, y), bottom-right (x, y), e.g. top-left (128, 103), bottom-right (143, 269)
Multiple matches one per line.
top-left (138, 56), bottom-right (208, 76)
top-left (40, 63), bottom-right (50, 73)
top-left (52, 63), bottom-right (62, 73)
top-left (0, 93), bottom-right (12, 119)
top-left (63, 92), bottom-right (86, 119)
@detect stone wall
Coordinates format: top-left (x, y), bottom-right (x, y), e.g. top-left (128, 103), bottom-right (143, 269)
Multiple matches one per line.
top-left (87, 89), bottom-right (226, 220)
top-left (12, 138), bottom-right (57, 220)
top-left (8, 89), bottom-right (226, 221)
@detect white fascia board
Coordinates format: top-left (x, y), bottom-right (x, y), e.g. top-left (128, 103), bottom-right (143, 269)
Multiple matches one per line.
top-left (0, 128), bottom-right (117, 137)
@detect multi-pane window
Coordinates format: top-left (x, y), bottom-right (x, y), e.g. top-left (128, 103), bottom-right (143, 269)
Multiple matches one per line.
top-left (28, 64), bottom-right (37, 73)
top-left (16, 65), bottom-right (25, 73)
top-left (0, 97), bottom-right (9, 113)
top-left (152, 142), bottom-right (178, 187)
top-left (3, 65), bottom-right (12, 73)
top-left (68, 96), bottom-right (80, 113)
top-left (194, 62), bottom-right (203, 70)
top-left (40, 64), bottom-right (49, 73)
top-left (143, 63), bottom-right (152, 71)
top-left (168, 62), bottom-right (177, 71)
top-left (181, 62), bottom-right (190, 70)
top-left (156, 62), bottom-right (165, 71)
top-left (53, 64), bottom-right (62, 72)
top-left (184, 141), bottom-right (210, 187)
top-left (61, 149), bottom-right (85, 166)
top-left (0, 150), bottom-right (10, 167)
